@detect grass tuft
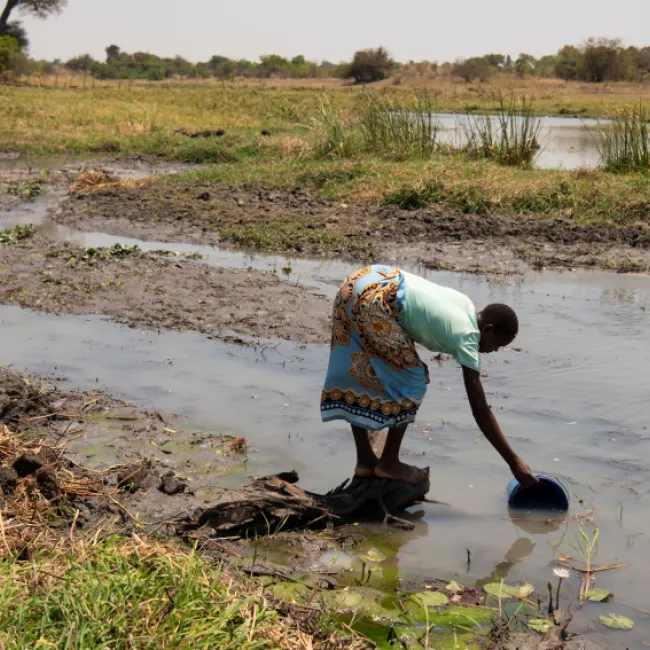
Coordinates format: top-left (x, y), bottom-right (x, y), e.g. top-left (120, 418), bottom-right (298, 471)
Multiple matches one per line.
top-left (356, 89), bottom-right (439, 159)
top-left (598, 103), bottom-right (650, 173)
top-left (462, 94), bottom-right (542, 168)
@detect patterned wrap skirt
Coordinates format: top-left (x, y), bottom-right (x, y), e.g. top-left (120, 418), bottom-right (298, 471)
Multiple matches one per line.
top-left (320, 265), bottom-right (427, 431)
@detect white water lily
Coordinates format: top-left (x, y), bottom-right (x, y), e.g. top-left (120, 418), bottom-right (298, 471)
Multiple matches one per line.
top-left (553, 567), bottom-right (571, 579)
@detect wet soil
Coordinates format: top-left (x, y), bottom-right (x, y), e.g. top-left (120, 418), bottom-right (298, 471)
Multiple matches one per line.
top-left (52, 182), bottom-right (650, 273)
top-left (0, 233), bottom-right (329, 344)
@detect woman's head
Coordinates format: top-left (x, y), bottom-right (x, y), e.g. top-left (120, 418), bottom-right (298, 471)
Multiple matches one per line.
top-left (477, 304), bottom-right (519, 353)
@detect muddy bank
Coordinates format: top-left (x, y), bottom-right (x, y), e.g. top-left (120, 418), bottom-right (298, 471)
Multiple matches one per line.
top-left (0, 233), bottom-right (329, 344)
top-left (53, 182), bottom-right (650, 273)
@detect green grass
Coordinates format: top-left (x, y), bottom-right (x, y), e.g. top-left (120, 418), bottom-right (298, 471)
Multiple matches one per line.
top-left (219, 218), bottom-right (372, 255)
top-left (598, 103), bottom-right (650, 173)
top-left (0, 538), bottom-right (280, 649)
top-left (0, 536), bottom-right (369, 650)
top-left (174, 153), bottom-right (650, 225)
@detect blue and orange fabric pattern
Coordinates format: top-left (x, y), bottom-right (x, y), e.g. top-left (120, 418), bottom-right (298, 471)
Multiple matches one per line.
top-left (321, 265), bottom-right (427, 431)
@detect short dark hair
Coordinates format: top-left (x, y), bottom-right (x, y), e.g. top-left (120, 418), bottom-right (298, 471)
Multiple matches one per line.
top-left (482, 303), bottom-right (519, 340)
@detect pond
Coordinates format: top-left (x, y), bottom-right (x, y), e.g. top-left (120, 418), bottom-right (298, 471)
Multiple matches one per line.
top-left (433, 113), bottom-right (605, 170)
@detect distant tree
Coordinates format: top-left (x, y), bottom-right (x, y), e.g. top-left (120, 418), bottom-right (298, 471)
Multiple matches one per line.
top-left (65, 52), bottom-right (94, 86)
top-left (534, 55), bottom-right (557, 78)
top-left (504, 54), bottom-right (513, 70)
top-left (208, 55), bottom-right (235, 79)
top-left (485, 53), bottom-right (506, 68)
top-left (453, 57), bottom-right (491, 82)
top-left (554, 45), bottom-right (581, 80)
top-left (259, 54), bottom-right (291, 78)
top-left (515, 53), bottom-right (536, 78)
top-left (636, 46), bottom-right (650, 75)
top-left (172, 55), bottom-right (193, 79)
top-left (291, 54), bottom-right (305, 67)
top-left (105, 44), bottom-right (120, 63)
top-left (0, 0), bottom-right (67, 42)
top-left (579, 38), bottom-right (622, 82)
top-left (346, 47), bottom-right (394, 84)
top-left (1, 19), bottom-right (25, 48)
top-left (0, 33), bottom-right (18, 72)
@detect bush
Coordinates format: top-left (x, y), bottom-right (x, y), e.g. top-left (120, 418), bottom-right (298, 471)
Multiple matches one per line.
top-left (347, 47), bottom-right (394, 84)
top-left (0, 36), bottom-right (19, 74)
top-left (453, 57), bottom-right (491, 82)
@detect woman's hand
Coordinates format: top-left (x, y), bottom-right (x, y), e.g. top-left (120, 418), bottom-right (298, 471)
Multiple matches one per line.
top-left (509, 456), bottom-right (539, 488)
top-left (422, 361), bottom-right (430, 384)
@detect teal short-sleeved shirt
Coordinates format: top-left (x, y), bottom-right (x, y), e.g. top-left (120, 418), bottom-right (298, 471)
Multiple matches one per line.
top-left (397, 271), bottom-right (481, 372)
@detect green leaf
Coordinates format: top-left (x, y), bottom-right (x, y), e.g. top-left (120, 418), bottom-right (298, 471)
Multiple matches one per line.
top-left (484, 582), bottom-right (534, 599)
top-left (600, 614), bottom-right (635, 630)
top-left (528, 619), bottom-right (553, 633)
top-left (413, 591), bottom-right (449, 607)
top-left (587, 588), bottom-right (613, 603)
top-left (445, 580), bottom-right (462, 593)
top-left (360, 548), bottom-right (386, 564)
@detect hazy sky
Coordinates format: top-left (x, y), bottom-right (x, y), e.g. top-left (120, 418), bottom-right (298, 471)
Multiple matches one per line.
top-left (20, 0), bottom-right (650, 63)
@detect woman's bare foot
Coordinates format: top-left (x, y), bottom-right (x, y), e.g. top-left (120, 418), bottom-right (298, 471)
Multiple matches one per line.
top-left (375, 460), bottom-right (425, 484)
top-left (354, 464), bottom-right (377, 478)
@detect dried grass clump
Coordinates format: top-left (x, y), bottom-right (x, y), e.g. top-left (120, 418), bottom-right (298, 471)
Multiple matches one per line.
top-left (69, 170), bottom-right (153, 195)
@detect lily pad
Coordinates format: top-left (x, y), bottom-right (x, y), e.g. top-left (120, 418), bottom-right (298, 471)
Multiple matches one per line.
top-left (484, 582), bottom-right (534, 599)
top-left (329, 587), bottom-right (400, 622)
top-left (528, 619), bottom-right (553, 633)
top-left (587, 588), bottom-right (613, 603)
top-left (414, 590), bottom-right (450, 607)
top-left (360, 548), bottom-right (387, 564)
top-left (600, 614), bottom-right (635, 630)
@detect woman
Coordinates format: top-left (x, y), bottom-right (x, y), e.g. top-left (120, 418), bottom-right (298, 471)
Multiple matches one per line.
top-left (321, 265), bottom-right (537, 487)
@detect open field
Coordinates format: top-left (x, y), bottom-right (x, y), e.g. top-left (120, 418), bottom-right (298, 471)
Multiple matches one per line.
top-left (11, 74), bottom-right (650, 117)
top-left (1, 79), bottom-right (650, 271)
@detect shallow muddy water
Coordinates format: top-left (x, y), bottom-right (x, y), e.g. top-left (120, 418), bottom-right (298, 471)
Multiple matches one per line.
top-left (1, 250), bottom-right (649, 646)
top-left (2, 182), bottom-right (650, 648)
top-left (434, 114), bottom-right (604, 170)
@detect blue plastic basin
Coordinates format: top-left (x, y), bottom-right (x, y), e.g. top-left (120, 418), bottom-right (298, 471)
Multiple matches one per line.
top-left (506, 475), bottom-right (569, 512)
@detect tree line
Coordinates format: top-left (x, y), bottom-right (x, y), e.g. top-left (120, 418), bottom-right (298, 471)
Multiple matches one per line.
top-left (2, 40), bottom-right (650, 85)
top-left (0, 0), bottom-right (649, 85)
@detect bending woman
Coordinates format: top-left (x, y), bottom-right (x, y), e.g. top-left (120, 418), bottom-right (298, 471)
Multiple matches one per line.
top-left (321, 265), bottom-right (537, 487)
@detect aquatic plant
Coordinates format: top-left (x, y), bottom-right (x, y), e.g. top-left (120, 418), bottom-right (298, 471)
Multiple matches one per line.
top-left (462, 94), bottom-right (543, 168)
top-left (356, 89), bottom-right (440, 159)
top-left (0, 224), bottom-right (36, 244)
top-left (597, 103), bottom-right (650, 173)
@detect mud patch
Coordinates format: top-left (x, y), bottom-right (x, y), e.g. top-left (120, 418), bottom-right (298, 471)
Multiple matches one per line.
top-left (52, 182), bottom-right (650, 273)
top-left (0, 234), bottom-right (329, 343)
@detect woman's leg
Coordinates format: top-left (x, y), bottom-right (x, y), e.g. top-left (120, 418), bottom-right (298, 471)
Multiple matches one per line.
top-left (375, 425), bottom-right (426, 483)
top-left (351, 425), bottom-right (378, 477)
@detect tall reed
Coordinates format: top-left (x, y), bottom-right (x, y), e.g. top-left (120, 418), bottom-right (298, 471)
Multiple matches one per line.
top-left (356, 90), bottom-right (439, 159)
top-left (597, 103), bottom-right (649, 173)
top-left (312, 96), bottom-right (359, 158)
top-left (462, 95), bottom-right (542, 168)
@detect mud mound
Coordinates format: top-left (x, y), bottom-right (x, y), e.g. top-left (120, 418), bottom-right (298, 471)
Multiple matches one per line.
top-left (0, 368), bottom-right (61, 430)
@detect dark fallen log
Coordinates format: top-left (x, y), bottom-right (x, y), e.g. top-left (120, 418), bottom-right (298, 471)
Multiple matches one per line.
top-left (181, 469), bottom-right (430, 538)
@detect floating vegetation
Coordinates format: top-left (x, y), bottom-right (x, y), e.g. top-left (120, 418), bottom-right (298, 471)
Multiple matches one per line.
top-left (0, 224), bottom-right (36, 244)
